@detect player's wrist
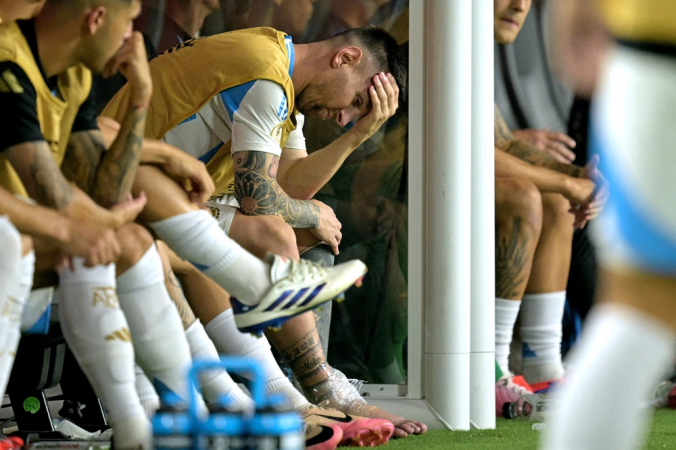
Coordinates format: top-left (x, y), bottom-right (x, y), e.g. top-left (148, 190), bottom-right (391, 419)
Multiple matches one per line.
top-left (50, 214), bottom-right (73, 246)
top-left (129, 87), bottom-right (152, 110)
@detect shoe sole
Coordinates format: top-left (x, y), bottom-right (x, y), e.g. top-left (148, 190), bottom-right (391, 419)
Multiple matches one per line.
top-left (235, 266), bottom-right (367, 335)
top-left (339, 422), bottom-right (395, 447)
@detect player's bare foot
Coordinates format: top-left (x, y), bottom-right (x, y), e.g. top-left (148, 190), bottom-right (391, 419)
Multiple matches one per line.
top-left (302, 366), bottom-right (428, 438)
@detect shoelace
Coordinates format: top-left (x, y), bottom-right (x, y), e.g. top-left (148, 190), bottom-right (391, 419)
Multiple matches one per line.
top-left (286, 258), bottom-right (328, 283)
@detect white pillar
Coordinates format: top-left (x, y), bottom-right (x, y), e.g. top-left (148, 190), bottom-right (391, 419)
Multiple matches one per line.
top-left (424, 0), bottom-right (473, 431)
top-left (470, 0), bottom-right (496, 430)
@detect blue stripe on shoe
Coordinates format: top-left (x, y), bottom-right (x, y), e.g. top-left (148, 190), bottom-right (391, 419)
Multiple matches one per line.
top-left (284, 287), bottom-right (309, 308)
top-left (299, 283), bottom-right (326, 307)
top-left (264, 290), bottom-right (294, 312)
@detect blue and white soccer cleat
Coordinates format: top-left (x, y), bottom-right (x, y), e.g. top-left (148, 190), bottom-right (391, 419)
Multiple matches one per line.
top-left (231, 253), bottom-right (367, 335)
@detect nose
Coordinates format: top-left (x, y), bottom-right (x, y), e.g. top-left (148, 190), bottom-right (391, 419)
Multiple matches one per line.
top-left (337, 107), bottom-right (359, 127)
top-left (510, 0), bottom-right (527, 12)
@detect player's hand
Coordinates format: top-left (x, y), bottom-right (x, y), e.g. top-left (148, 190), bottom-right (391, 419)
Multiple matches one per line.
top-left (309, 199), bottom-right (342, 255)
top-left (577, 154), bottom-right (608, 220)
top-left (513, 129), bottom-right (577, 163)
top-left (351, 72), bottom-right (399, 142)
top-left (109, 191), bottom-right (147, 227)
top-left (157, 141), bottom-right (215, 204)
top-left (60, 220), bottom-right (121, 267)
top-left (102, 31), bottom-right (152, 106)
top-left (561, 174), bottom-right (595, 228)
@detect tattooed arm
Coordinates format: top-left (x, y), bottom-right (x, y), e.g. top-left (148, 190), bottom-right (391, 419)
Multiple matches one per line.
top-left (3, 140), bottom-right (145, 227)
top-left (495, 105), bottom-right (583, 177)
top-left (234, 150), bottom-right (343, 254)
top-left (234, 150), bottom-right (319, 226)
top-left (92, 105), bottom-right (146, 207)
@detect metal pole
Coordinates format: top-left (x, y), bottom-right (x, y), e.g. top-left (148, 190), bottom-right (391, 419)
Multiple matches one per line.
top-left (470, 0), bottom-right (496, 430)
top-left (424, 0), bottom-right (473, 430)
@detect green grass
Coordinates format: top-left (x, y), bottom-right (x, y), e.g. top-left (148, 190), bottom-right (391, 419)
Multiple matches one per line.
top-left (375, 410), bottom-right (676, 449)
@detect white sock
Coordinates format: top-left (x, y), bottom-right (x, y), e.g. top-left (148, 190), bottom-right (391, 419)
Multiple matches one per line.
top-left (149, 210), bottom-right (271, 305)
top-left (205, 309), bottom-right (309, 409)
top-left (116, 244), bottom-right (202, 410)
top-left (520, 291), bottom-right (566, 383)
top-left (112, 417), bottom-right (153, 450)
top-left (58, 259), bottom-right (150, 448)
top-left (185, 320), bottom-right (254, 411)
top-left (134, 364), bottom-right (160, 417)
top-left (0, 250), bottom-right (34, 397)
top-left (0, 218), bottom-right (21, 398)
top-left (544, 304), bottom-right (675, 450)
top-left (495, 298), bottom-right (521, 375)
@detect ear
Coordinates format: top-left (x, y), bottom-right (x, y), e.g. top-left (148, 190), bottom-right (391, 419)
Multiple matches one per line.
top-left (85, 6), bottom-right (107, 36)
top-left (330, 46), bottom-right (363, 69)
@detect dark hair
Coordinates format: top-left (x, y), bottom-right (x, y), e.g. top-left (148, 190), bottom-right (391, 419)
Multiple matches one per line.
top-left (331, 26), bottom-right (408, 108)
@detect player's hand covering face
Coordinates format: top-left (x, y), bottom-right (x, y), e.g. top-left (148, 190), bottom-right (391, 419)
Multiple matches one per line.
top-left (350, 72), bottom-right (399, 141)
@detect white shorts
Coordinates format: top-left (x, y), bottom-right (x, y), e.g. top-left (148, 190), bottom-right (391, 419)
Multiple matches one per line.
top-left (591, 45), bottom-right (676, 274)
top-left (205, 194), bottom-right (239, 236)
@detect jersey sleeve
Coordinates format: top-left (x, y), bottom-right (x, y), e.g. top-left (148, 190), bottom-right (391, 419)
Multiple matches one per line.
top-left (0, 61), bottom-right (45, 152)
top-left (221, 79), bottom-right (290, 156)
top-left (71, 88), bottom-right (100, 133)
top-left (284, 113), bottom-right (306, 150)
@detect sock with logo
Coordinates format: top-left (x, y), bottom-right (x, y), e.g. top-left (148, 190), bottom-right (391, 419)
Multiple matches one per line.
top-left (544, 305), bottom-right (675, 450)
top-left (520, 291), bottom-right (566, 383)
top-left (149, 210), bottom-right (272, 306)
top-left (495, 298), bottom-right (521, 375)
top-left (134, 364), bottom-right (160, 417)
top-left (58, 259), bottom-right (150, 448)
top-left (0, 249), bottom-right (34, 397)
top-left (185, 319), bottom-right (254, 410)
top-left (116, 244), bottom-right (203, 410)
top-left (0, 218), bottom-right (21, 398)
top-left (205, 308), bottom-right (309, 409)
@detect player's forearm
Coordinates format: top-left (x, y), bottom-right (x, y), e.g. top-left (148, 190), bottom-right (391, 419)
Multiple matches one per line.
top-left (280, 131), bottom-right (363, 200)
top-left (234, 151), bottom-right (320, 228)
top-left (501, 139), bottom-right (582, 177)
top-left (60, 185), bottom-right (123, 228)
top-left (0, 188), bottom-right (71, 245)
top-left (236, 179), bottom-right (320, 228)
top-left (98, 116), bottom-right (171, 167)
top-left (495, 147), bottom-right (571, 194)
top-left (93, 106), bottom-right (147, 207)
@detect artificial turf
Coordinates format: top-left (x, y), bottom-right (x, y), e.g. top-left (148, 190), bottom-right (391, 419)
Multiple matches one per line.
top-left (372, 410), bottom-right (676, 449)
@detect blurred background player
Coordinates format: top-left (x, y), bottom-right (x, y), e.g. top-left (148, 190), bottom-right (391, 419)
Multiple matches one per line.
top-left (543, 1), bottom-right (676, 449)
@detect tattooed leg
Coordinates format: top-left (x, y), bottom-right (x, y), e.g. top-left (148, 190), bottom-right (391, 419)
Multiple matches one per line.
top-left (279, 325), bottom-right (331, 387)
top-left (494, 178), bottom-right (543, 375)
top-left (495, 178), bottom-right (543, 300)
top-left (156, 240), bottom-right (197, 330)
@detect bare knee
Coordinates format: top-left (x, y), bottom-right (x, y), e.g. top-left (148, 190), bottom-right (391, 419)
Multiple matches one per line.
top-left (496, 178), bottom-right (543, 234)
top-left (259, 216), bottom-right (298, 259)
top-left (541, 193), bottom-right (574, 228)
top-left (116, 223), bottom-right (154, 274)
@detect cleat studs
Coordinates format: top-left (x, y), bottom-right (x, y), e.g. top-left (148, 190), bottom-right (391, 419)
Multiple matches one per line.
top-left (355, 275), bottom-right (365, 287)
